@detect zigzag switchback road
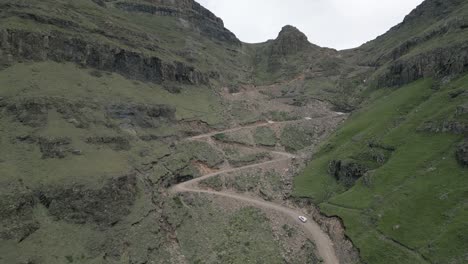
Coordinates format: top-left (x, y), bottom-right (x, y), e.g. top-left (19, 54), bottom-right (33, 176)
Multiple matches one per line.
top-left (171, 121), bottom-right (340, 264)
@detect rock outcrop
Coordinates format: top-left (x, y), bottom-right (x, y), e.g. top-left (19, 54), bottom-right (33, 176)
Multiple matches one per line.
top-left (270, 25), bottom-right (312, 56)
top-left (376, 43), bottom-right (468, 88)
top-left (456, 140), bottom-right (468, 167)
top-left (107, 103), bottom-right (176, 128)
top-left (328, 160), bottom-right (368, 188)
top-left (418, 120), bottom-right (468, 135)
top-left (1, 97), bottom-right (176, 129)
top-left (0, 29), bottom-right (210, 85)
top-left (86, 136), bottom-right (131, 151)
top-left (38, 174), bottom-right (138, 226)
top-left (0, 189), bottom-right (38, 242)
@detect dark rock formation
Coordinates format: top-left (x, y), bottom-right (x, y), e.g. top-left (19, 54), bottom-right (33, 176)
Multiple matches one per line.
top-left (449, 89), bottom-right (467, 99)
top-left (271, 25), bottom-right (312, 56)
top-left (0, 29), bottom-right (210, 85)
top-left (86, 136), bottom-right (131, 151)
top-left (0, 190), bottom-right (39, 242)
top-left (456, 103), bottom-right (468, 116)
top-left (107, 103), bottom-right (176, 128)
top-left (41, 174), bottom-right (138, 226)
top-left (381, 17), bottom-right (468, 64)
top-left (3, 97), bottom-right (95, 128)
top-left (5, 97), bottom-right (49, 127)
top-left (418, 120), bottom-right (467, 135)
top-left (2, 97), bottom-right (176, 129)
top-left (398, 0), bottom-right (465, 26)
top-left (376, 43), bottom-right (468, 88)
top-left (38, 137), bottom-right (72, 159)
top-left (456, 140), bottom-right (468, 167)
top-left (92, 0), bottom-right (107, 7)
top-left (328, 160), bottom-right (368, 188)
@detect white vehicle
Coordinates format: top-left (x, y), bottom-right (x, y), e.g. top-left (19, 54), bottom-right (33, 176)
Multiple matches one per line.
top-left (304, 117), bottom-right (312, 120)
top-left (298, 216), bottom-right (308, 223)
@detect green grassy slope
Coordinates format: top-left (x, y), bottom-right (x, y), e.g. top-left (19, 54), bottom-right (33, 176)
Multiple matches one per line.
top-left (294, 75), bottom-right (467, 263)
top-left (0, 61), bottom-right (225, 189)
top-left (0, 0), bottom-right (252, 85)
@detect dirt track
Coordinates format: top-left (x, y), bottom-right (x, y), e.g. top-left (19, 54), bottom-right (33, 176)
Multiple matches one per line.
top-left (172, 121), bottom-right (340, 264)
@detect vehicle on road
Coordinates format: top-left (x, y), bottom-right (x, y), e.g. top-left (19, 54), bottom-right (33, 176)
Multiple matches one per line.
top-left (298, 216), bottom-right (308, 223)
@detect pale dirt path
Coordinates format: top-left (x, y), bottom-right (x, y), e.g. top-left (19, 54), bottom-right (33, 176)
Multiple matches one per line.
top-left (188, 120), bottom-right (299, 140)
top-left (172, 122), bottom-right (340, 264)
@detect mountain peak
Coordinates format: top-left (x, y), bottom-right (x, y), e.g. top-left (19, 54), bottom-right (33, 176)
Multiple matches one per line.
top-left (278, 25), bottom-right (307, 38)
top-left (271, 25), bottom-right (311, 56)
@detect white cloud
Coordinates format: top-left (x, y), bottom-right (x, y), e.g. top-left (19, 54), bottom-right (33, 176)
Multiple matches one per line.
top-left (197, 0), bottom-right (425, 50)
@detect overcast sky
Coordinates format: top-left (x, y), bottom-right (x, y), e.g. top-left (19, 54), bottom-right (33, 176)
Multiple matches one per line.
top-left (197, 0), bottom-right (425, 50)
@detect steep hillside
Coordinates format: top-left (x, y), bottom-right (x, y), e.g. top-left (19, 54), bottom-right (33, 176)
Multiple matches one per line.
top-left (0, 1), bottom-right (345, 263)
top-left (350, 0), bottom-right (468, 88)
top-left (0, 0), bottom-right (253, 86)
top-left (295, 0), bottom-right (468, 263)
top-left (1, 0), bottom-right (467, 263)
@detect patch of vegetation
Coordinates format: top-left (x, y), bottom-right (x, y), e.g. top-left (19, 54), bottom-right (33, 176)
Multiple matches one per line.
top-left (294, 76), bottom-right (468, 264)
top-left (224, 148), bottom-right (272, 167)
top-left (229, 101), bottom-right (262, 125)
top-left (176, 201), bottom-right (287, 264)
top-left (254, 127), bottom-right (277, 147)
top-left (280, 125), bottom-right (314, 152)
top-left (267, 111), bottom-right (298, 122)
top-left (176, 141), bottom-right (224, 168)
top-left (212, 130), bottom-right (255, 146)
top-left (0, 62), bottom-right (226, 126)
top-left (200, 176), bottom-right (223, 191)
top-left (224, 170), bottom-right (283, 201)
top-left (282, 224), bottom-right (297, 237)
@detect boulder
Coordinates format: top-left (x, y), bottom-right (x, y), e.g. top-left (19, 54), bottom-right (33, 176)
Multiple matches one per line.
top-left (456, 140), bottom-right (468, 167)
top-left (455, 103), bottom-right (468, 116)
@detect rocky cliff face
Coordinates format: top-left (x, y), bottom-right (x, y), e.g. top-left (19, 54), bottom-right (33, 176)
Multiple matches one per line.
top-left (351, 0), bottom-right (468, 88)
top-left (376, 42), bottom-right (468, 87)
top-left (0, 29), bottom-right (210, 85)
top-left (270, 25), bottom-right (314, 56)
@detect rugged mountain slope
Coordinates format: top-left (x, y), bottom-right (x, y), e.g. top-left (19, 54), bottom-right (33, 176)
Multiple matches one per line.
top-left (351, 0), bottom-right (468, 88)
top-left (0, 0), bottom-right (253, 86)
top-left (296, 1), bottom-right (468, 263)
top-left (247, 25), bottom-right (370, 112)
top-left (0, 1), bottom-right (343, 263)
top-left (0, 0), bottom-right (467, 263)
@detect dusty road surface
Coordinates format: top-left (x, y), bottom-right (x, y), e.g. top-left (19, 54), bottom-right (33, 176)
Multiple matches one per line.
top-left (172, 121), bottom-right (340, 264)
top-left (187, 120), bottom-right (299, 140)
